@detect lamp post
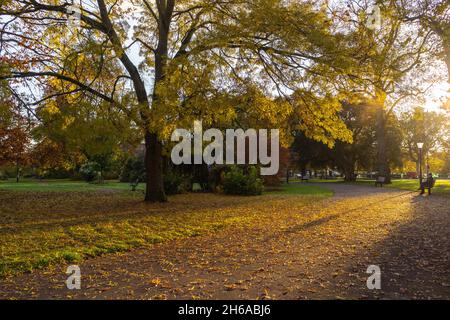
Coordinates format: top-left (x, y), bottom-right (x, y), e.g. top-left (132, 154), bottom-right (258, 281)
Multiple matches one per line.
top-left (417, 142), bottom-right (424, 185)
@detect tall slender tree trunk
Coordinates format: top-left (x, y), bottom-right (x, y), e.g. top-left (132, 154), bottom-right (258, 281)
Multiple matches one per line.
top-left (446, 46), bottom-right (450, 84)
top-left (445, 40), bottom-right (450, 113)
top-left (433, 24), bottom-right (450, 84)
top-left (16, 159), bottom-right (20, 183)
top-left (375, 91), bottom-right (391, 183)
top-left (443, 37), bottom-right (450, 98)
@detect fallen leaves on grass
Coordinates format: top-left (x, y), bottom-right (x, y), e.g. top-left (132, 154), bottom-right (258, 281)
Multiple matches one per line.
top-left (0, 191), bottom-right (323, 276)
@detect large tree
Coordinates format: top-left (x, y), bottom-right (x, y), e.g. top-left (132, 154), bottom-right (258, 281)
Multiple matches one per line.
top-left (0, 0), bottom-right (354, 201)
top-left (332, 0), bottom-right (438, 182)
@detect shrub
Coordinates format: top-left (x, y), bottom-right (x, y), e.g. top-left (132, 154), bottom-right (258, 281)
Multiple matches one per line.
top-left (79, 162), bottom-right (99, 182)
top-left (119, 156), bottom-right (146, 183)
top-left (262, 175), bottom-right (283, 191)
top-left (208, 165), bottom-right (230, 192)
top-left (164, 171), bottom-right (187, 195)
top-left (222, 166), bottom-right (264, 196)
top-left (41, 168), bottom-right (74, 180)
top-left (0, 171), bottom-right (8, 180)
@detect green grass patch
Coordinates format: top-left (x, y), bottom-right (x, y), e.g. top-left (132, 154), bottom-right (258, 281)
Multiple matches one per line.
top-left (387, 179), bottom-right (450, 196)
top-left (310, 178), bottom-right (450, 197)
top-left (0, 179), bottom-right (334, 196)
top-left (0, 179), bottom-right (144, 192)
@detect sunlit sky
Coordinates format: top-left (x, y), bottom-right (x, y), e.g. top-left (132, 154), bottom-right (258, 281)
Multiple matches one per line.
top-left (424, 81), bottom-right (449, 112)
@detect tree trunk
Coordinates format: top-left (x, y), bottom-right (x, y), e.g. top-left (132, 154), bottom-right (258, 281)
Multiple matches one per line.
top-left (343, 166), bottom-right (357, 182)
top-left (145, 132), bottom-right (167, 203)
top-left (16, 159), bottom-right (20, 183)
top-left (80, 0), bottom-right (171, 202)
top-left (443, 39), bottom-right (450, 113)
top-left (439, 29), bottom-right (450, 85)
top-left (376, 104), bottom-right (391, 183)
top-left (142, 5), bottom-right (172, 203)
top-left (99, 169), bottom-right (104, 184)
top-left (446, 45), bottom-right (450, 85)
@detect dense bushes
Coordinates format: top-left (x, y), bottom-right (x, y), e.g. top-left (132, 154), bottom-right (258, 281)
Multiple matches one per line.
top-left (40, 168), bottom-right (76, 180)
top-left (162, 166), bottom-right (264, 196)
top-left (119, 156), bottom-right (146, 183)
top-left (222, 166), bottom-right (264, 196)
top-left (119, 157), bottom-right (264, 196)
top-left (207, 165), bottom-right (229, 192)
top-left (0, 171), bottom-right (8, 180)
top-left (120, 156), bottom-right (190, 195)
top-left (79, 162), bottom-right (99, 182)
top-left (164, 171), bottom-right (189, 195)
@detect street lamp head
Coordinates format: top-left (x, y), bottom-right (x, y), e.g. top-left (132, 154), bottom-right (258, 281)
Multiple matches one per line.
top-left (417, 142), bottom-right (424, 149)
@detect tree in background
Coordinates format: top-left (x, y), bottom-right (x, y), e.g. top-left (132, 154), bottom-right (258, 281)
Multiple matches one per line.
top-left (401, 107), bottom-right (449, 175)
top-left (291, 98), bottom-right (403, 181)
top-left (0, 84), bottom-right (32, 182)
top-left (31, 138), bottom-right (85, 179)
top-left (33, 92), bottom-right (140, 182)
top-left (291, 132), bottom-right (331, 177)
top-left (328, 101), bottom-right (377, 181)
top-left (443, 148), bottom-right (450, 175)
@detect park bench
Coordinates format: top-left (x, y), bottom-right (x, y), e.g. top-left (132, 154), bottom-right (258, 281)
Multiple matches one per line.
top-left (420, 177), bottom-right (436, 195)
top-left (301, 175), bottom-right (310, 183)
top-left (130, 178), bottom-right (139, 191)
top-left (375, 176), bottom-right (385, 187)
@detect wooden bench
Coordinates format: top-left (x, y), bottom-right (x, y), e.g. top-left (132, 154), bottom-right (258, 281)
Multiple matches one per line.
top-left (375, 176), bottom-right (385, 187)
top-left (301, 175), bottom-right (310, 183)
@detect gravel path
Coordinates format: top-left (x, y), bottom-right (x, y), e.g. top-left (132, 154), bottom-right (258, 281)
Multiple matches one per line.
top-left (1, 184), bottom-right (449, 300)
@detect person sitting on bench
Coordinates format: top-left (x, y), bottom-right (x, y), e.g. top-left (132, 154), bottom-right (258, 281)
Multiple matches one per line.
top-left (420, 173), bottom-right (435, 195)
top-left (375, 176), bottom-right (385, 187)
top-left (301, 173), bottom-right (310, 182)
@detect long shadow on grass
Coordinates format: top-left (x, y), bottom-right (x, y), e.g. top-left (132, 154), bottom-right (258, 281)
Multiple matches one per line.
top-left (262, 190), bottom-right (415, 243)
top-left (363, 195), bottom-right (450, 299)
top-left (323, 194), bottom-right (450, 299)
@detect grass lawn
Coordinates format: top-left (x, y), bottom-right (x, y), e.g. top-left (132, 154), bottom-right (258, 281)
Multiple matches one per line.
top-left (389, 179), bottom-right (450, 194)
top-left (0, 179), bottom-right (145, 192)
top-left (0, 179), bottom-right (333, 196)
top-left (0, 181), bottom-right (331, 276)
top-left (347, 179), bottom-right (450, 196)
top-left (289, 177), bottom-right (450, 196)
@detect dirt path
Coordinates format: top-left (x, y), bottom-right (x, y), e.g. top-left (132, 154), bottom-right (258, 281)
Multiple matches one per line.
top-left (1, 184), bottom-right (449, 300)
